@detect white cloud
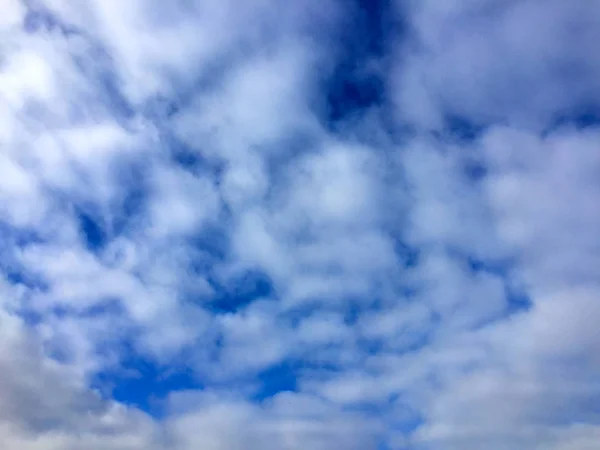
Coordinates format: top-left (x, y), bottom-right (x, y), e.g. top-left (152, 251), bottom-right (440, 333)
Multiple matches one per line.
top-left (394, 0), bottom-right (600, 129)
top-left (0, 0), bottom-right (25, 29)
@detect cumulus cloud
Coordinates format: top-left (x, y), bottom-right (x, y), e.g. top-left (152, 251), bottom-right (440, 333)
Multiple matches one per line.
top-left (1, 0), bottom-right (599, 449)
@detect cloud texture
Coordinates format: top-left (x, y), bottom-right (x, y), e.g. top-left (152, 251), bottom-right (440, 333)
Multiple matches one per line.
top-left (1, 0), bottom-right (600, 448)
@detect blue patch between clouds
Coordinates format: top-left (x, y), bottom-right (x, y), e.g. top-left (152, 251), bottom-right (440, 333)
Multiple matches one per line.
top-left (162, 132), bottom-right (207, 173)
top-left (463, 160), bottom-right (488, 182)
top-left (142, 95), bottom-right (180, 121)
top-left (23, 5), bottom-right (79, 36)
top-left (76, 209), bottom-right (107, 252)
top-left (92, 354), bottom-right (203, 417)
top-left (110, 161), bottom-right (151, 236)
top-left (505, 289), bottom-right (532, 314)
top-left (343, 299), bottom-right (362, 326)
top-left (322, 0), bottom-right (394, 124)
top-left (386, 399), bottom-right (425, 438)
top-left (394, 240), bottom-right (419, 268)
top-left (466, 255), bottom-right (507, 277)
top-left (546, 106), bottom-right (600, 134)
top-left (207, 269), bottom-right (274, 314)
top-left (465, 255), bottom-right (532, 314)
top-left (252, 361), bottom-right (298, 401)
top-left (80, 297), bottom-right (124, 318)
top-left (441, 114), bottom-right (487, 141)
top-left (188, 224), bottom-right (230, 263)
top-left (0, 222), bottom-right (47, 291)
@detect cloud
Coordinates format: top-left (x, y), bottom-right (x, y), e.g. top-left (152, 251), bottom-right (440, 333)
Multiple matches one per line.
top-left (393, 0), bottom-right (600, 129)
top-left (0, 0), bottom-right (599, 449)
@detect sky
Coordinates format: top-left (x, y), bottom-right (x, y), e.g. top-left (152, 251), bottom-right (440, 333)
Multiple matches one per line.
top-left (1, 0), bottom-right (600, 449)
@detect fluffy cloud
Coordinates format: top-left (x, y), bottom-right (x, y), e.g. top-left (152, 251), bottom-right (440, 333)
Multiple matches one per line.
top-left (1, 0), bottom-right (599, 449)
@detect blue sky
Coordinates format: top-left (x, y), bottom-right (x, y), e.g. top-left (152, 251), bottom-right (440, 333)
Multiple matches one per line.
top-left (1, 0), bottom-right (600, 449)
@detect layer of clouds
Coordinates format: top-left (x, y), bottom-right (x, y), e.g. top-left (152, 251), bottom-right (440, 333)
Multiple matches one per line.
top-left (1, 0), bottom-right (599, 449)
